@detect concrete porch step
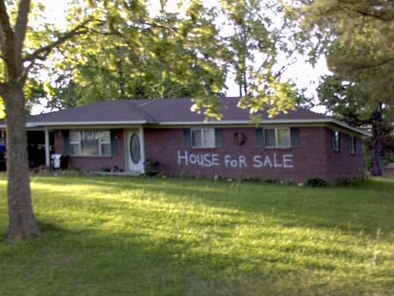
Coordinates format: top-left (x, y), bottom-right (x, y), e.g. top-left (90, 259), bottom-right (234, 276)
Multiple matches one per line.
top-left (87, 170), bottom-right (142, 177)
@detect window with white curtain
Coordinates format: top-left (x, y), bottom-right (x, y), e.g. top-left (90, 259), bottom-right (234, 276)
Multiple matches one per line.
top-left (191, 128), bottom-right (215, 148)
top-left (264, 128), bottom-right (290, 148)
top-left (70, 130), bottom-right (111, 156)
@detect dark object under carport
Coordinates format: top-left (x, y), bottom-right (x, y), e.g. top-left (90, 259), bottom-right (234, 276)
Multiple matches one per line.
top-left (0, 144), bottom-right (5, 171)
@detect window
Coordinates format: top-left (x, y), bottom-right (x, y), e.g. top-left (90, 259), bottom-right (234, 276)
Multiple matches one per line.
top-left (332, 131), bottom-right (341, 152)
top-left (69, 130), bottom-right (111, 156)
top-left (264, 128), bottom-right (290, 148)
top-left (191, 128), bottom-right (215, 148)
top-left (349, 136), bottom-right (357, 155)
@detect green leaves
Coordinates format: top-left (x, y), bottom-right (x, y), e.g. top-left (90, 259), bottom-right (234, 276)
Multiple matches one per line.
top-left (52, 0), bottom-right (226, 106)
top-left (4, 0), bottom-right (302, 120)
top-left (0, 99), bottom-right (4, 119)
top-left (219, 0), bottom-right (298, 117)
top-left (301, 0), bottom-right (394, 118)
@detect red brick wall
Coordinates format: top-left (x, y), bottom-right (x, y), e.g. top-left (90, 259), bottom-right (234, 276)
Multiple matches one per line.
top-left (144, 126), bottom-right (364, 183)
top-left (325, 129), bottom-right (364, 181)
top-left (54, 129), bottom-right (125, 171)
top-left (384, 168), bottom-right (394, 177)
top-left (53, 126), bottom-right (365, 182)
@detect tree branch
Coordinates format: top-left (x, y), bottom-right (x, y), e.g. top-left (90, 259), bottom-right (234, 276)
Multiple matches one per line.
top-left (0, 81), bottom-right (6, 96)
top-left (23, 18), bottom-right (96, 63)
top-left (14, 0), bottom-right (31, 56)
top-left (0, 1), bottom-right (13, 44)
top-left (0, 23), bottom-right (6, 56)
top-left (22, 18), bottom-right (101, 81)
top-left (347, 57), bottom-right (394, 73)
top-left (338, 0), bottom-right (394, 22)
top-left (0, 0), bottom-right (14, 68)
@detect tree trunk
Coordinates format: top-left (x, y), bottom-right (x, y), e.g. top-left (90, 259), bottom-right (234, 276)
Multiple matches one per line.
top-left (116, 47), bottom-right (126, 98)
top-left (3, 81), bottom-right (40, 241)
top-left (371, 104), bottom-right (384, 176)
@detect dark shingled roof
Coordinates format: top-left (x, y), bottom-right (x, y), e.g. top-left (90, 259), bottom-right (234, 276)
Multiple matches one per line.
top-left (27, 97), bottom-right (329, 124)
top-left (28, 100), bottom-right (151, 123)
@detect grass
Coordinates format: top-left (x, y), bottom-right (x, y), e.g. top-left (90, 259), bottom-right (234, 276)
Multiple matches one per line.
top-left (0, 175), bottom-right (393, 296)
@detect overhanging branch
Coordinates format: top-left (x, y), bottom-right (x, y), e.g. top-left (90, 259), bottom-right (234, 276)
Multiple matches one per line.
top-left (347, 57), bottom-right (394, 73)
top-left (338, 0), bottom-right (394, 22)
top-left (23, 18), bottom-right (95, 63)
top-left (22, 18), bottom-right (101, 79)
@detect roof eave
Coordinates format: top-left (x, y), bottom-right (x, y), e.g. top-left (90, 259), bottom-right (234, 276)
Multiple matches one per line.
top-left (32, 120), bottom-right (148, 128)
top-left (154, 119), bottom-right (371, 137)
top-left (1, 118), bottom-right (371, 137)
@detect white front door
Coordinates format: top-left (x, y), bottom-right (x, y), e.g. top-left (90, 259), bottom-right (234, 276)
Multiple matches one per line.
top-left (126, 130), bottom-right (144, 172)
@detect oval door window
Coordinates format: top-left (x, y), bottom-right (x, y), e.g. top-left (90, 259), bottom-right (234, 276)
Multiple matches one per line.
top-left (130, 133), bottom-right (141, 164)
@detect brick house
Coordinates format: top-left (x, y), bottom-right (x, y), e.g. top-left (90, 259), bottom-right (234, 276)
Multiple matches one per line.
top-left (0, 97), bottom-right (369, 182)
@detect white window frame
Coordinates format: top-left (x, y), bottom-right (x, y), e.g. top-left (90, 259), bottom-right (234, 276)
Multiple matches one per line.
top-left (70, 131), bottom-right (81, 155)
top-left (333, 131), bottom-right (341, 152)
top-left (349, 135), bottom-right (357, 155)
top-left (69, 130), bottom-right (111, 156)
top-left (191, 128), bottom-right (215, 148)
top-left (265, 128), bottom-right (291, 148)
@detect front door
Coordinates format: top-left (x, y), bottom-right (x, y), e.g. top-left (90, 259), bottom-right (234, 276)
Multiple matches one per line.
top-left (127, 130), bottom-right (143, 172)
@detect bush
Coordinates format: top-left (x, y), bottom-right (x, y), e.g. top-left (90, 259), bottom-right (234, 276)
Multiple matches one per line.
top-left (335, 177), bottom-right (364, 186)
top-left (144, 159), bottom-right (160, 177)
top-left (305, 178), bottom-right (327, 188)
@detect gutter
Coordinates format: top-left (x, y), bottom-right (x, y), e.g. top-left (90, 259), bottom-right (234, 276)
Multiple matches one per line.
top-left (155, 119), bottom-right (371, 137)
top-left (0, 118), bottom-right (370, 137)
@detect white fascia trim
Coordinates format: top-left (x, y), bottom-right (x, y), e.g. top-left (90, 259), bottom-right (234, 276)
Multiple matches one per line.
top-left (26, 120), bottom-right (147, 127)
top-left (331, 119), bottom-right (371, 137)
top-left (156, 119), bottom-right (371, 137)
top-left (156, 119), bottom-right (332, 125)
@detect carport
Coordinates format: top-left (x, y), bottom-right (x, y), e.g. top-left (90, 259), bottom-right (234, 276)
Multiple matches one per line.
top-left (0, 128), bottom-right (54, 169)
top-left (27, 130), bottom-right (54, 168)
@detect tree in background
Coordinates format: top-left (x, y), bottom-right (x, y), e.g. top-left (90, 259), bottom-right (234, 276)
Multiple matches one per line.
top-left (48, 0), bottom-right (227, 108)
top-left (297, 0), bottom-right (394, 175)
top-left (44, 0), bottom-right (300, 121)
top-left (318, 74), bottom-right (394, 172)
top-left (178, 0), bottom-right (301, 121)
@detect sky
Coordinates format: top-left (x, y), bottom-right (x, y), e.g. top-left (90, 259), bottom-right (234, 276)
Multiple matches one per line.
top-left (33, 0), bottom-right (329, 114)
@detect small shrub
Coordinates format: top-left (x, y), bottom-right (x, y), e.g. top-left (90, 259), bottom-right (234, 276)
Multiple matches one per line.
top-left (305, 178), bottom-right (327, 188)
top-left (144, 159), bottom-right (160, 177)
top-left (335, 177), bottom-right (364, 186)
top-left (265, 179), bottom-right (278, 184)
top-left (279, 179), bottom-right (293, 186)
top-left (242, 177), bottom-right (261, 183)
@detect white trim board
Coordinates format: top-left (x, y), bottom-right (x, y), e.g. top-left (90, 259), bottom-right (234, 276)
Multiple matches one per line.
top-left (1, 118), bottom-right (370, 137)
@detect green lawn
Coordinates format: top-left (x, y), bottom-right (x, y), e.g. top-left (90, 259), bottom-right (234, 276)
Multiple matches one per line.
top-left (0, 175), bottom-right (393, 296)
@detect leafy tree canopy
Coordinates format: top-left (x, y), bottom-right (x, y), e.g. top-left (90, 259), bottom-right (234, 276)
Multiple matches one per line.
top-left (297, 0), bottom-right (394, 175)
top-left (37, 0), bottom-right (302, 121)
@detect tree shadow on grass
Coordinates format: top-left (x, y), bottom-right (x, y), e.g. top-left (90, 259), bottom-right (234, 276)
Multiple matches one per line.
top-left (33, 176), bottom-right (394, 237)
top-left (1, 216), bottom-right (391, 296)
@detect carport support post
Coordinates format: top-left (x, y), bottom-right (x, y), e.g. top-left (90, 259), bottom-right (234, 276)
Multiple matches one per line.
top-left (45, 129), bottom-right (50, 167)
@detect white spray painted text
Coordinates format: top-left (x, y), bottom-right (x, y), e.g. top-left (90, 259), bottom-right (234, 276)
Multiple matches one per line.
top-left (177, 150), bottom-right (294, 169)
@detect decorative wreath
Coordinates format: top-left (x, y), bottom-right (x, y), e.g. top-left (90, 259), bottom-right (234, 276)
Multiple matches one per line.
top-left (233, 132), bottom-right (246, 145)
